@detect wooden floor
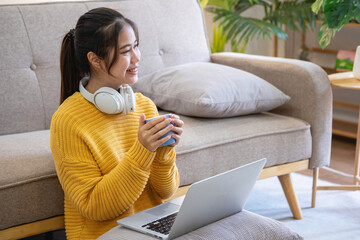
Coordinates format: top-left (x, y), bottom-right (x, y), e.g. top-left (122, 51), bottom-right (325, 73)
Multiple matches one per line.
top-left (299, 135), bottom-right (357, 185)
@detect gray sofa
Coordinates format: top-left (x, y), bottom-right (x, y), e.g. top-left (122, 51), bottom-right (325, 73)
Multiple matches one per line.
top-left (0, 0), bottom-right (332, 239)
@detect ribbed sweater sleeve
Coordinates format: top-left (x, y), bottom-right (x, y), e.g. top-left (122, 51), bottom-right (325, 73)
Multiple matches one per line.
top-left (149, 146), bottom-right (180, 199)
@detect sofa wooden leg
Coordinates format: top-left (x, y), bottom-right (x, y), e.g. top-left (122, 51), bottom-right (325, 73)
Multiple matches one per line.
top-left (312, 168), bottom-right (319, 208)
top-left (278, 174), bottom-right (303, 219)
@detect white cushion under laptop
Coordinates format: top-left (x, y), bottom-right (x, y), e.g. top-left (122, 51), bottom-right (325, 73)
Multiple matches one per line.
top-left (117, 158), bottom-right (266, 239)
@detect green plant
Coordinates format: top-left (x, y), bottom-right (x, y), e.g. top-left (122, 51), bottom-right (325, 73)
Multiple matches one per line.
top-left (211, 23), bottom-right (228, 52)
top-left (202, 0), bottom-right (318, 52)
top-left (312, 0), bottom-right (360, 49)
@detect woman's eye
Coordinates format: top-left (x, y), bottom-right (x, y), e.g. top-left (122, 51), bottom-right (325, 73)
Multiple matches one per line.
top-left (120, 43), bottom-right (138, 54)
top-left (121, 50), bottom-right (130, 55)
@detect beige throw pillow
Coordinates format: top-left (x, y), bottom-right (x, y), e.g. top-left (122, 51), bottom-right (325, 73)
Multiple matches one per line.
top-left (133, 62), bottom-right (290, 118)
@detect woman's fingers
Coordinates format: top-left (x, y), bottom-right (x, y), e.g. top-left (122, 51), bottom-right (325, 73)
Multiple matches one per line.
top-left (157, 135), bottom-right (173, 146)
top-left (139, 114), bottom-right (184, 151)
top-left (169, 133), bottom-right (181, 147)
top-left (146, 117), bottom-right (171, 134)
top-left (171, 126), bottom-right (183, 136)
top-left (153, 123), bottom-right (174, 139)
top-left (169, 115), bottom-right (184, 127)
top-left (139, 113), bottom-right (146, 127)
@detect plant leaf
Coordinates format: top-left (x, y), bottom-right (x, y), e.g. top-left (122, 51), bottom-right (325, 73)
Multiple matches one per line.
top-left (311, 0), bottom-right (324, 13)
top-left (318, 23), bottom-right (338, 48)
top-left (264, 0), bottom-right (317, 32)
top-left (209, 7), bottom-right (288, 49)
top-left (210, 23), bottom-right (227, 53)
top-left (323, 0), bottom-right (360, 29)
top-left (207, 0), bottom-right (232, 10)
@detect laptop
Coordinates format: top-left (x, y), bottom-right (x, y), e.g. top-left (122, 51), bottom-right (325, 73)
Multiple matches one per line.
top-left (117, 158), bottom-right (266, 239)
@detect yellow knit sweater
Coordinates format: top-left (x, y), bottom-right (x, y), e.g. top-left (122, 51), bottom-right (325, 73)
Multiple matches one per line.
top-left (50, 92), bottom-right (179, 240)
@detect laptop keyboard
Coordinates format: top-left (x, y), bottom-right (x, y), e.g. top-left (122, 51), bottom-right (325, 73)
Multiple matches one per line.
top-left (141, 212), bottom-right (178, 235)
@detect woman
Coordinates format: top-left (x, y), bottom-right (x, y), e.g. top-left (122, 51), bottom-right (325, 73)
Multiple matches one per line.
top-left (50, 7), bottom-right (183, 240)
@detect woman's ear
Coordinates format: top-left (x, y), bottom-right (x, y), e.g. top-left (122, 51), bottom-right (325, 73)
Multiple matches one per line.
top-left (87, 52), bottom-right (102, 70)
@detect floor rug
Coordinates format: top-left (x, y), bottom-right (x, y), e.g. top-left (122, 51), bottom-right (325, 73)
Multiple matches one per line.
top-left (245, 173), bottom-right (360, 240)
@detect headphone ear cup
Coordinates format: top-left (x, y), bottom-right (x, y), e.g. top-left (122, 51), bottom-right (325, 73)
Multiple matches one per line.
top-left (120, 85), bottom-right (136, 114)
top-left (94, 87), bottom-right (125, 114)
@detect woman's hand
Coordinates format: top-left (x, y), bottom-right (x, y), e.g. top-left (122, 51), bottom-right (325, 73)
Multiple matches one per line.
top-left (168, 114), bottom-right (184, 147)
top-left (138, 114), bottom-right (175, 152)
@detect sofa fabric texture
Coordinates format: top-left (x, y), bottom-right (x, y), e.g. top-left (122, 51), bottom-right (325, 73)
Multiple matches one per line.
top-left (0, 0), bottom-right (331, 233)
top-left (167, 111), bottom-right (311, 185)
top-left (97, 210), bottom-right (303, 240)
top-left (0, 131), bottom-right (64, 229)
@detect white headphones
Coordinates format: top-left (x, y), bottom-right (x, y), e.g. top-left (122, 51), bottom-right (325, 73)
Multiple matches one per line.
top-left (79, 76), bottom-right (136, 114)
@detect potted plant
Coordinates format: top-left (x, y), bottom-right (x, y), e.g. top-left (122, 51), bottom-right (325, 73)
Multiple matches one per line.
top-left (201, 0), bottom-right (318, 53)
top-left (311, 0), bottom-right (360, 49)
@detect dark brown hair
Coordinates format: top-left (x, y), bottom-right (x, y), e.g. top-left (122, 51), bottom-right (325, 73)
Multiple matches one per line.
top-left (59, 7), bottom-right (139, 103)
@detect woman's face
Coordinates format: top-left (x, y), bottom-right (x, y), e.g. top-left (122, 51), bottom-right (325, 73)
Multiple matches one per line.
top-left (102, 24), bottom-right (141, 89)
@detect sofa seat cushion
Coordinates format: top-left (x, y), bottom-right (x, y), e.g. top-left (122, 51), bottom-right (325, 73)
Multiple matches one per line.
top-left (0, 130), bottom-right (63, 230)
top-left (160, 111), bottom-right (312, 186)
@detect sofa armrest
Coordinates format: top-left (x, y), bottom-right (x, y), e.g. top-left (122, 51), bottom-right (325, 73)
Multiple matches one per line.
top-left (211, 52), bottom-right (332, 169)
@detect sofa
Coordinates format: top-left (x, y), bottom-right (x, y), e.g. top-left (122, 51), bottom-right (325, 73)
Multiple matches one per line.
top-left (0, 0), bottom-right (332, 239)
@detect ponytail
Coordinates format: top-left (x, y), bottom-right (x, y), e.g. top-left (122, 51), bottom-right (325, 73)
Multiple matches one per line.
top-left (59, 29), bottom-right (81, 104)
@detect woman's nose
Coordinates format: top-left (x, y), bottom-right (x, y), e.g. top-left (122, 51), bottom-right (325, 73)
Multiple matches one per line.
top-left (131, 48), bottom-right (141, 63)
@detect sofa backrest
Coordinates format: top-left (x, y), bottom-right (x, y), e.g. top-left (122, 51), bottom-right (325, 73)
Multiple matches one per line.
top-left (0, 0), bottom-right (210, 135)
